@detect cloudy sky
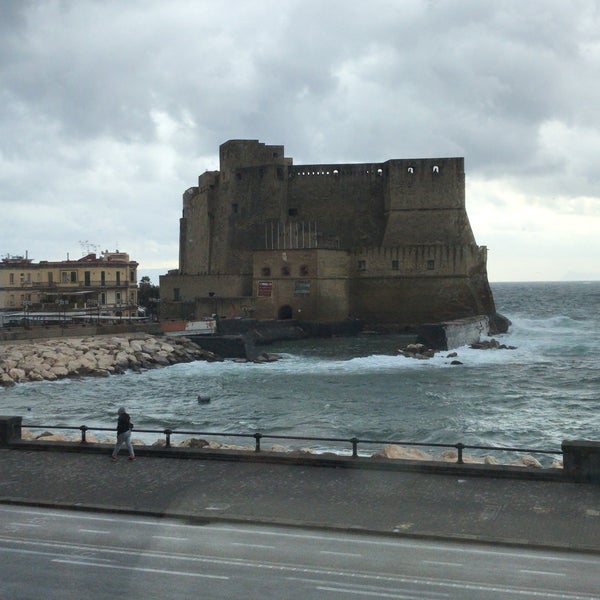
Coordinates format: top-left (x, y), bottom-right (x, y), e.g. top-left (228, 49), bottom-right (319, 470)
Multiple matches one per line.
top-left (1, 0), bottom-right (599, 283)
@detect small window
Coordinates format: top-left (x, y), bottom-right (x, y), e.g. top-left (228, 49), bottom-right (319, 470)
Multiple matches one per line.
top-left (427, 260), bottom-right (435, 270)
top-left (173, 288), bottom-right (181, 301)
top-left (276, 167), bottom-right (284, 180)
top-left (391, 260), bottom-right (399, 270)
top-left (300, 265), bottom-right (309, 276)
top-left (358, 260), bottom-right (366, 271)
top-left (9, 273), bottom-right (14, 284)
top-left (432, 165), bottom-right (439, 173)
top-left (407, 167), bottom-right (414, 174)
top-left (288, 208), bottom-right (298, 217)
top-left (281, 266), bottom-right (290, 276)
top-left (232, 203), bottom-right (238, 214)
top-left (262, 267), bottom-right (271, 276)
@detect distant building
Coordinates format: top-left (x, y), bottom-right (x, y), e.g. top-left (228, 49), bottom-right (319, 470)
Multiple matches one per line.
top-left (0, 251), bottom-right (139, 322)
top-left (160, 139), bottom-right (496, 327)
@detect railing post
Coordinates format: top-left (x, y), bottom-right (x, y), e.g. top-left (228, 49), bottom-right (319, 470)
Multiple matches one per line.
top-left (456, 443), bottom-right (465, 464)
top-left (79, 425), bottom-right (88, 443)
top-left (254, 432), bottom-right (262, 452)
top-left (350, 437), bottom-right (359, 458)
top-left (164, 428), bottom-right (172, 448)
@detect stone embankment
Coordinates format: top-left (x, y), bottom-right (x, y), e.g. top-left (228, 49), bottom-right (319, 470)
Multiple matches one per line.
top-left (0, 334), bottom-right (221, 387)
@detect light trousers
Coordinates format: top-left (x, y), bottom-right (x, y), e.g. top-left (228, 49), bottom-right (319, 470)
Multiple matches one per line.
top-left (112, 430), bottom-right (135, 457)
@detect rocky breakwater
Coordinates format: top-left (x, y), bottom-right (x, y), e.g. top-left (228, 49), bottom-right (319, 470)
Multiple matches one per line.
top-left (0, 334), bottom-right (220, 387)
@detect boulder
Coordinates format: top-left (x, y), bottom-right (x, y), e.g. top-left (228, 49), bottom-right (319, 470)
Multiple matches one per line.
top-left (510, 454), bottom-right (543, 468)
top-left (372, 445), bottom-right (434, 461)
top-left (8, 367), bottom-right (26, 381)
top-left (178, 437), bottom-right (210, 448)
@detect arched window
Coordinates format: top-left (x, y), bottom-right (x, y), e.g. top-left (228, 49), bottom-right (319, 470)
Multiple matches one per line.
top-left (407, 167), bottom-right (414, 174)
top-left (433, 165), bottom-right (439, 173)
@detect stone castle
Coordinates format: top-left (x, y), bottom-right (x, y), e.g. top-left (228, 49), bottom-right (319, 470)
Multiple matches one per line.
top-left (160, 139), bottom-right (497, 328)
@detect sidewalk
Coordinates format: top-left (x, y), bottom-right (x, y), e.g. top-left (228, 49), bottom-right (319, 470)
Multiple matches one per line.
top-left (1, 448), bottom-right (599, 553)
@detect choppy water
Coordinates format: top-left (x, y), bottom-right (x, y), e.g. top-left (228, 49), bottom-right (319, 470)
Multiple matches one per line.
top-left (2, 281), bottom-right (599, 461)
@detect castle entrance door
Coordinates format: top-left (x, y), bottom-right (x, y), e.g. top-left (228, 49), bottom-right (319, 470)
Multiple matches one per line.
top-left (278, 305), bottom-right (293, 320)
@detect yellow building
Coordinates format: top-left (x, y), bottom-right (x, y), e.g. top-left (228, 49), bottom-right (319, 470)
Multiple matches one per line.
top-left (0, 251), bottom-right (138, 322)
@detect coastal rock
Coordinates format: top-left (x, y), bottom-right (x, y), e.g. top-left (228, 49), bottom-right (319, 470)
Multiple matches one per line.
top-left (0, 333), bottom-right (222, 387)
top-left (372, 445), bottom-right (434, 461)
top-left (8, 367), bottom-right (26, 381)
top-left (510, 454), bottom-right (543, 468)
top-left (471, 338), bottom-right (517, 350)
top-left (178, 437), bottom-right (209, 448)
top-left (395, 343), bottom-right (438, 360)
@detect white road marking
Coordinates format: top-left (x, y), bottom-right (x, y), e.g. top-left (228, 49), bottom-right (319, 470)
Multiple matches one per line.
top-left (316, 585), bottom-right (430, 598)
top-left (231, 542), bottom-right (276, 549)
top-left (319, 550), bottom-right (363, 558)
top-left (423, 560), bottom-right (463, 567)
top-left (51, 558), bottom-right (229, 580)
top-left (520, 569), bottom-right (566, 577)
top-left (79, 529), bottom-right (110, 534)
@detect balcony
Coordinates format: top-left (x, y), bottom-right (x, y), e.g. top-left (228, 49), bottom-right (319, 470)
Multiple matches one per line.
top-left (11, 280), bottom-right (136, 289)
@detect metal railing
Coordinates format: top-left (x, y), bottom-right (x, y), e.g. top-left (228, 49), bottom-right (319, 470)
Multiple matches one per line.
top-left (22, 423), bottom-right (563, 464)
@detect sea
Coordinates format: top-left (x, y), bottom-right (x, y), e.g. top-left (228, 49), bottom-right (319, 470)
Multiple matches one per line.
top-left (1, 281), bottom-right (599, 464)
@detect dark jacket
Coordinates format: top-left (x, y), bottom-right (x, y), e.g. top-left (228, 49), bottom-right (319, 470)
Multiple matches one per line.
top-left (116, 412), bottom-right (132, 435)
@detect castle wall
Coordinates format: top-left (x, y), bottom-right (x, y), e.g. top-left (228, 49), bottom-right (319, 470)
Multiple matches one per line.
top-left (159, 272), bottom-right (251, 320)
top-left (348, 245), bottom-right (493, 325)
top-left (286, 165), bottom-right (386, 248)
top-left (382, 157), bottom-right (475, 246)
top-left (164, 139), bottom-right (496, 327)
top-left (252, 249), bottom-right (350, 321)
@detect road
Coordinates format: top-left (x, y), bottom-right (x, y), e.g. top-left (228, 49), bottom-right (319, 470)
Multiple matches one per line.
top-left (0, 505), bottom-right (598, 599)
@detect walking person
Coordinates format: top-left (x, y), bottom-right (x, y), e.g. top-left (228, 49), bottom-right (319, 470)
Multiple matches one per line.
top-left (111, 406), bottom-right (135, 461)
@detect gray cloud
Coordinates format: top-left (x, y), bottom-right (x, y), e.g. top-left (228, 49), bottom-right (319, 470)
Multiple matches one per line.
top-left (1, 0), bottom-right (599, 280)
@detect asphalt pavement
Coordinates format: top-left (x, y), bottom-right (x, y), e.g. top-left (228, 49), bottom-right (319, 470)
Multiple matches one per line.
top-left (1, 448), bottom-right (599, 554)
